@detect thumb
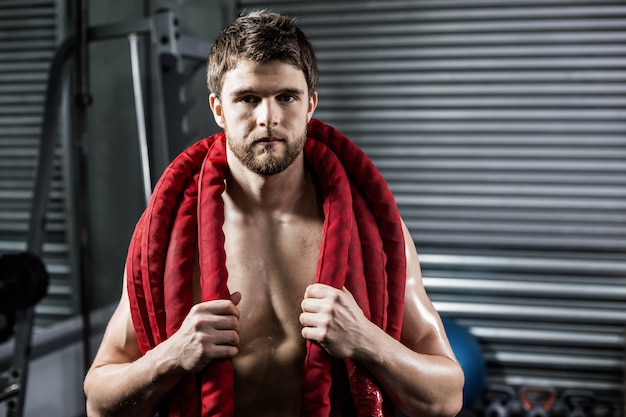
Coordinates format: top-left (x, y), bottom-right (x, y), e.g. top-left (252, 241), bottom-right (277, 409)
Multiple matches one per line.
top-left (230, 291), bottom-right (242, 306)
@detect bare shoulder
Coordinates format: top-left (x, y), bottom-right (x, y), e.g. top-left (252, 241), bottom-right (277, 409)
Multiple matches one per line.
top-left (399, 220), bottom-right (456, 359)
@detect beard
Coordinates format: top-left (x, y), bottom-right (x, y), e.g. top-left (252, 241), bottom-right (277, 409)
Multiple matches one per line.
top-left (226, 125), bottom-right (307, 176)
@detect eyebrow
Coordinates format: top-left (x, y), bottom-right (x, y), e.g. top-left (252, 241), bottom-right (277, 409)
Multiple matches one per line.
top-left (229, 87), bottom-right (306, 97)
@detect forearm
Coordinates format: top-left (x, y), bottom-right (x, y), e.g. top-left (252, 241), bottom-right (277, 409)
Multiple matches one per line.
top-left (300, 283), bottom-right (463, 415)
top-left (355, 321), bottom-right (464, 417)
top-left (84, 346), bottom-right (184, 417)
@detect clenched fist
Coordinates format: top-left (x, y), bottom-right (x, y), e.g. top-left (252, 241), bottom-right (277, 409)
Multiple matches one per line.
top-left (300, 284), bottom-right (374, 359)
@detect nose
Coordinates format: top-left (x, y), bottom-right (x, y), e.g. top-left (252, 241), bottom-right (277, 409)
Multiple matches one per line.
top-left (257, 98), bottom-right (278, 127)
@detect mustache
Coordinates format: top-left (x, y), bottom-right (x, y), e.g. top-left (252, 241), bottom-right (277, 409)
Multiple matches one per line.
top-left (250, 127), bottom-right (286, 141)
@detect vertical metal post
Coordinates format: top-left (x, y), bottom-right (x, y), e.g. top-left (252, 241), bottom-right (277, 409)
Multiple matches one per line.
top-left (129, 34), bottom-right (152, 205)
top-left (4, 308), bottom-right (34, 417)
top-left (74, 0), bottom-right (92, 381)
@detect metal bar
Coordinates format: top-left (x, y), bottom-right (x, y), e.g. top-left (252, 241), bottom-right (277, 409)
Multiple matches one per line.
top-left (434, 301), bottom-right (626, 324)
top-left (420, 253), bottom-right (626, 274)
top-left (26, 36), bottom-right (75, 254)
top-left (0, 304), bottom-right (116, 370)
top-left (86, 18), bottom-right (153, 42)
top-left (424, 277), bottom-right (626, 300)
top-left (5, 307), bottom-right (34, 417)
top-left (129, 34), bottom-right (152, 205)
top-left (74, 0), bottom-right (93, 388)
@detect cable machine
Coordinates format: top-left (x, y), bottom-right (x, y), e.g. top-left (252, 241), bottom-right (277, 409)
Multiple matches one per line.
top-left (0, 6), bottom-right (213, 416)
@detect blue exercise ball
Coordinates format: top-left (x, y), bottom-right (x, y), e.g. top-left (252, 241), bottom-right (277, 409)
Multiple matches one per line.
top-left (441, 317), bottom-right (486, 409)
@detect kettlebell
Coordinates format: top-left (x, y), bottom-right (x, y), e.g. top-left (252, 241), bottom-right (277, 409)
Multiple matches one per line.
top-left (483, 384), bottom-right (518, 417)
top-left (561, 390), bottom-right (595, 417)
top-left (520, 387), bottom-right (556, 417)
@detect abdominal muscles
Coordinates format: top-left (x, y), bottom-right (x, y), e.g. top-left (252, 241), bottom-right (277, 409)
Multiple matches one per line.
top-left (233, 333), bottom-right (306, 417)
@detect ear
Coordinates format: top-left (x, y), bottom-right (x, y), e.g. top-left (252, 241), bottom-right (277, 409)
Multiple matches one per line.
top-left (306, 91), bottom-right (318, 122)
top-left (209, 93), bottom-right (225, 128)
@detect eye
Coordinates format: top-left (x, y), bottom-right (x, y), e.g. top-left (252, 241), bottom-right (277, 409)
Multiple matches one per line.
top-left (238, 95), bottom-right (259, 104)
top-left (277, 95), bottom-right (297, 103)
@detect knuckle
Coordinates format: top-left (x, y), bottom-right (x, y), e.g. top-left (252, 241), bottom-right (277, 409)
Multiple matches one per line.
top-left (228, 315), bottom-right (240, 329)
top-left (227, 329), bottom-right (240, 345)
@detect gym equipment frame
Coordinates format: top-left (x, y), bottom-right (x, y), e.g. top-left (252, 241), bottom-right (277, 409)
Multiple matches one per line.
top-left (0, 8), bottom-right (212, 417)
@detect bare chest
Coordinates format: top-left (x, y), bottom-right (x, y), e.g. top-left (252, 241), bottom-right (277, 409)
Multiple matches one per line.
top-left (224, 217), bottom-right (323, 415)
top-left (224, 214), bottom-right (322, 329)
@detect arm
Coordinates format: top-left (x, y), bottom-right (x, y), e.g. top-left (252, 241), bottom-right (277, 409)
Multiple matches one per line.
top-left (300, 221), bottom-right (464, 417)
top-left (84, 270), bottom-right (241, 417)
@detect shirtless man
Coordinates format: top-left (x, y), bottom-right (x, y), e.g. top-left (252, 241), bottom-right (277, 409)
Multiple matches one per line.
top-left (83, 10), bottom-right (464, 417)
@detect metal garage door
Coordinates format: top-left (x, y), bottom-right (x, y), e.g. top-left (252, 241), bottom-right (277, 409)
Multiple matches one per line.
top-left (239, 0), bottom-right (626, 412)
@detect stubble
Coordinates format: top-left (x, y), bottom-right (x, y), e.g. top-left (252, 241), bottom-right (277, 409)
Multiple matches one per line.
top-left (226, 126), bottom-right (307, 176)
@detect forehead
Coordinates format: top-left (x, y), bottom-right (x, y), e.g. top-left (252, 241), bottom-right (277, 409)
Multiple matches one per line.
top-left (222, 59), bottom-right (308, 95)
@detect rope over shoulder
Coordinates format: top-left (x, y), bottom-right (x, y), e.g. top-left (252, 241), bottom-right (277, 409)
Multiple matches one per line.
top-left (126, 118), bottom-right (406, 416)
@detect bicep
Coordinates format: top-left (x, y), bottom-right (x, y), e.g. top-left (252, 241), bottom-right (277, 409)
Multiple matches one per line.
top-left (399, 221), bottom-right (456, 360)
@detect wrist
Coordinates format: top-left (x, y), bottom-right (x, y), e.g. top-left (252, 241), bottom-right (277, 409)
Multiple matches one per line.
top-left (145, 341), bottom-right (186, 383)
top-left (352, 320), bottom-right (386, 364)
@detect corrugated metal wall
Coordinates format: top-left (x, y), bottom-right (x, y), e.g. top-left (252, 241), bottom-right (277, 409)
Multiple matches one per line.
top-left (239, 0), bottom-right (625, 413)
top-left (0, 0), bottom-right (77, 326)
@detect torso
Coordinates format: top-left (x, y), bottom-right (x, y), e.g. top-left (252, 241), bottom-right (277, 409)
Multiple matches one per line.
top-left (192, 178), bottom-right (355, 417)
top-left (225, 208), bottom-right (321, 417)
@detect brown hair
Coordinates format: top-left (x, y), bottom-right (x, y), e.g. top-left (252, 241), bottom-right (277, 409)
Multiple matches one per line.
top-left (207, 10), bottom-right (318, 98)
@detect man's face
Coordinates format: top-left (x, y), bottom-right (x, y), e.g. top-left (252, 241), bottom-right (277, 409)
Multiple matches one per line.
top-left (209, 59), bottom-right (318, 176)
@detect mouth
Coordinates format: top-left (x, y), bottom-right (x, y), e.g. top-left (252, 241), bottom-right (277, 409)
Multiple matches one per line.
top-left (253, 137), bottom-right (284, 146)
